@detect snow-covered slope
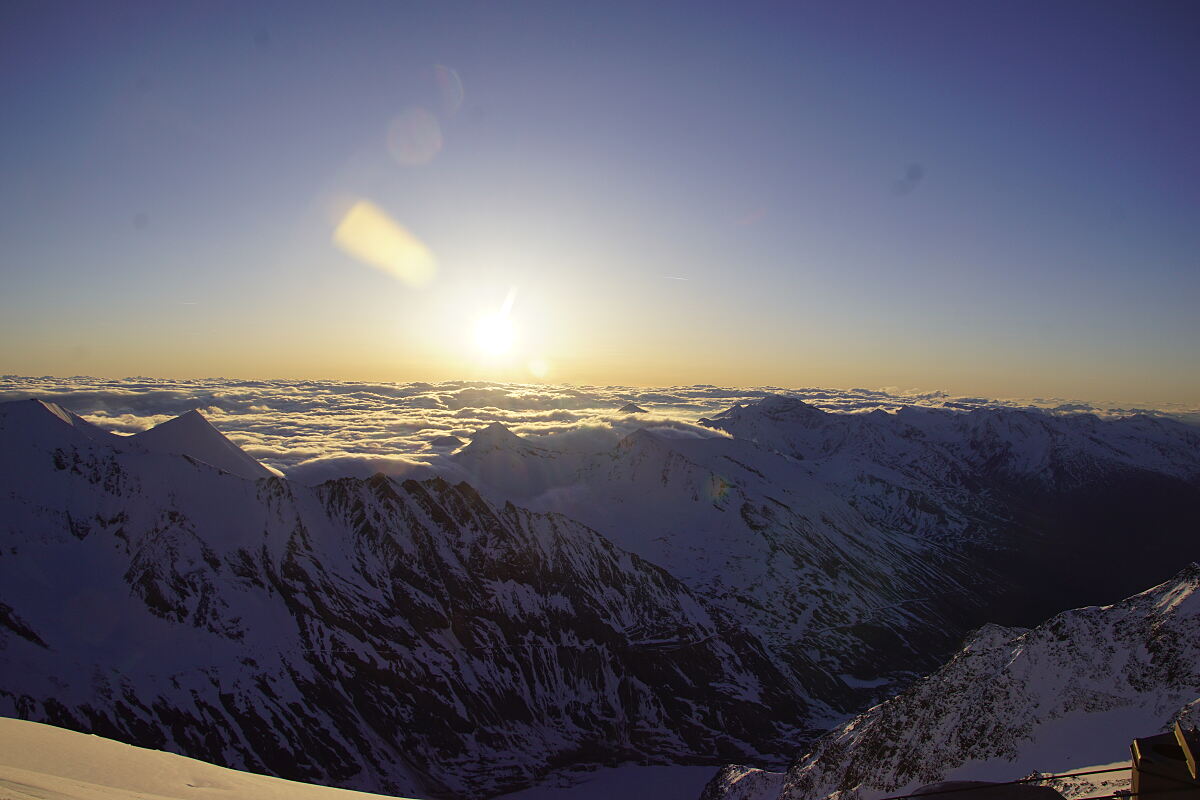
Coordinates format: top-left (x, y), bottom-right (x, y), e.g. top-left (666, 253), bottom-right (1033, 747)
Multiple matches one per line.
top-left (449, 422), bottom-right (592, 502)
top-left (702, 564), bottom-right (1200, 800)
top-left (0, 717), bottom-right (413, 800)
top-left (527, 426), bottom-right (988, 710)
top-left (132, 408), bottom-right (276, 480)
top-left (445, 400), bottom-right (1200, 720)
top-left (0, 399), bottom-right (807, 799)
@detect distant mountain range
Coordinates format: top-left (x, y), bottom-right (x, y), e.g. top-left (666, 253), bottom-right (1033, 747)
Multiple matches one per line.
top-left (1, 395), bottom-right (1197, 798)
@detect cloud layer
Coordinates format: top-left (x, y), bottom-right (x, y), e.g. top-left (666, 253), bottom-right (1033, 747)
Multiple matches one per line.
top-left (3, 376), bottom-right (1195, 485)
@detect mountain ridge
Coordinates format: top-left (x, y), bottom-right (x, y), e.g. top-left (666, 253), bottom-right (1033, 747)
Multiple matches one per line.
top-left (2, 395), bottom-right (1199, 798)
top-left (703, 563), bottom-right (1200, 800)
top-left (0, 399), bottom-right (813, 798)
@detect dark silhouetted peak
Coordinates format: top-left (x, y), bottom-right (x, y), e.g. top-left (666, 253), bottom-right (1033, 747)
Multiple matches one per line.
top-left (619, 402), bottom-right (648, 414)
top-left (429, 434), bottom-right (464, 449)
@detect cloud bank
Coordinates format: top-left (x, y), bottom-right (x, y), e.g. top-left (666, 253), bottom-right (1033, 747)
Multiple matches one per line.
top-left (2, 376), bottom-right (1194, 485)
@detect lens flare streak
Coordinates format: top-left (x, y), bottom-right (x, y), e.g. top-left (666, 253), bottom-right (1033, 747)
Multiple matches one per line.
top-left (332, 200), bottom-right (437, 287)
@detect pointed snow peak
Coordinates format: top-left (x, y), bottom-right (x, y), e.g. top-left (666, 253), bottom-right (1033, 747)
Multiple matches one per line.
top-left (6, 398), bottom-right (80, 427)
top-left (31, 398), bottom-right (73, 424)
top-left (706, 394), bottom-right (826, 431)
top-left (133, 409), bottom-right (272, 481)
top-left (618, 402), bottom-right (648, 414)
top-left (755, 394), bottom-right (825, 417)
top-left (461, 421), bottom-right (533, 454)
top-left (0, 398), bottom-right (124, 447)
top-left (474, 421), bottom-right (520, 442)
top-left (616, 427), bottom-right (670, 454)
top-left (137, 409), bottom-right (226, 446)
top-left (168, 408), bottom-right (217, 431)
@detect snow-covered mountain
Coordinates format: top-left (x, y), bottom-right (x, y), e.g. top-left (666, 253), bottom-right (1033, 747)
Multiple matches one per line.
top-left (2, 395), bottom-right (1198, 800)
top-left (446, 400), bottom-right (1200, 709)
top-left (0, 399), bottom-right (806, 798)
top-left (131, 408), bottom-right (276, 480)
top-left (523, 425), bottom-right (989, 707)
top-left (701, 564), bottom-right (1200, 800)
top-left (701, 396), bottom-right (1200, 487)
top-left (698, 396), bottom-right (1200, 623)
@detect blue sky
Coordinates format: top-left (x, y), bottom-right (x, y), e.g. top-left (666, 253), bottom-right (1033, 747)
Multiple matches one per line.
top-left (2, 1), bottom-right (1197, 404)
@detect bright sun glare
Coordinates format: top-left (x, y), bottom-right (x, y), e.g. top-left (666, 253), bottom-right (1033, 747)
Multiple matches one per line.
top-left (473, 288), bottom-right (519, 359)
top-left (474, 312), bottom-right (514, 356)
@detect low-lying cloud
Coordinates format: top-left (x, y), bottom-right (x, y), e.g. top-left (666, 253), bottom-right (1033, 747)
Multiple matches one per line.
top-left (2, 376), bottom-right (1194, 485)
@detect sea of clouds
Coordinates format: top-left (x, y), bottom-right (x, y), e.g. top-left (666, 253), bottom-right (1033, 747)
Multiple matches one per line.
top-left (2, 376), bottom-right (1193, 485)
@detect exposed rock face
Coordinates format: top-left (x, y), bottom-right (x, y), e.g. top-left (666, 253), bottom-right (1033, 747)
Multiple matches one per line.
top-left (702, 564), bottom-right (1200, 800)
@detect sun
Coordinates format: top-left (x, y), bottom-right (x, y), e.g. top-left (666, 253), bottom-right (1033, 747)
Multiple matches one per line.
top-left (474, 311), bottom-right (515, 357)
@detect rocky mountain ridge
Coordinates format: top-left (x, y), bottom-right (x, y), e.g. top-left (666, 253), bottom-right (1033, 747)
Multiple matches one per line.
top-left (702, 564), bottom-right (1200, 800)
top-left (0, 400), bottom-right (806, 798)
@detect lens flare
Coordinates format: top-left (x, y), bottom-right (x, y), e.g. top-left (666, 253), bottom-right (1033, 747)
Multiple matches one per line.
top-left (332, 200), bottom-right (436, 286)
top-left (433, 65), bottom-right (464, 115)
top-left (387, 107), bottom-right (442, 166)
top-left (708, 475), bottom-right (733, 505)
top-left (527, 358), bottom-right (550, 379)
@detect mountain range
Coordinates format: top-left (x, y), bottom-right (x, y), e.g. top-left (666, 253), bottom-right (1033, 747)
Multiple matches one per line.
top-left (1, 395), bottom-right (1197, 798)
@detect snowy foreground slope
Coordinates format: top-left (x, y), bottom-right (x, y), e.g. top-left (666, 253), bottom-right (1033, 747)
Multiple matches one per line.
top-left (0, 717), bottom-right (413, 800)
top-left (702, 565), bottom-right (1200, 800)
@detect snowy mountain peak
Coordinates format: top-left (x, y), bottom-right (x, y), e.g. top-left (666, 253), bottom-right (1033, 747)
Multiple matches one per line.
top-left (702, 395), bottom-right (828, 433)
top-left (132, 409), bottom-right (273, 481)
top-left (1173, 561), bottom-right (1200, 585)
top-left (30, 398), bottom-right (73, 424)
top-left (744, 394), bottom-right (828, 420)
top-left (5, 398), bottom-right (80, 429)
top-left (615, 427), bottom-right (669, 452)
top-left (0, 398), bottom-right (124, 448)
top-left (463, 421), bottom-right (532, 452)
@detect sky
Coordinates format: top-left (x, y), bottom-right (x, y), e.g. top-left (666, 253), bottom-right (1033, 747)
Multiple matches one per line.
top-left (1, 1), bottom-right (1198, 405)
